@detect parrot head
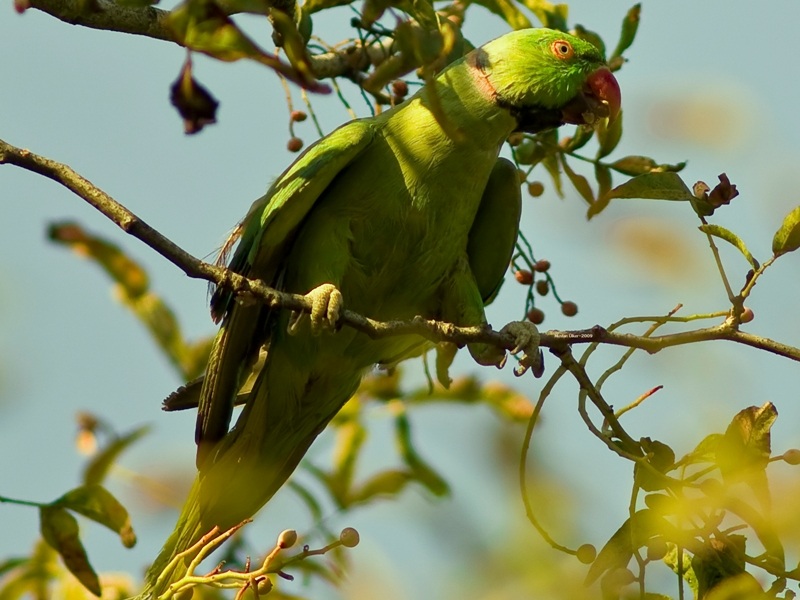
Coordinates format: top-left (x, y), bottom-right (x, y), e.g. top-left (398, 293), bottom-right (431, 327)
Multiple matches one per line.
top-left (468, 28), bottom-right (621, 132)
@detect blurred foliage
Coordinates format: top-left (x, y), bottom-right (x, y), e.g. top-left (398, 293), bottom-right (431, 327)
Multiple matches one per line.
top-left (6, 0), bottom-right (800, 598)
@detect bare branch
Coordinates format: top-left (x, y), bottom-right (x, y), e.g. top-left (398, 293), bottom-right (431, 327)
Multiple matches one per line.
top-left (2, 136), bottom-right (799, 365)
top-left (28, 0), bottom-right (174, 42)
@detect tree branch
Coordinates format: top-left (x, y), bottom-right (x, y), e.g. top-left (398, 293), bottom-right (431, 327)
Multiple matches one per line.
top-left (2, 136), bottom-right (799, 365)
top-left (24, 0), bottom-right (394, 80)
top-left (27, 0), bottom-right (174, 42)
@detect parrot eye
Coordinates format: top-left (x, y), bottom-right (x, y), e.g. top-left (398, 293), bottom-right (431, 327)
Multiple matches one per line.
top-left (550, 40), bottom-right (574, 60)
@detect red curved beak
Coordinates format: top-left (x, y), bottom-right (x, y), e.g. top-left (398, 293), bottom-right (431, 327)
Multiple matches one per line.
top-left (587, 67), bottom-right (621, 123)
top-left (561, 67), bottom-right (622, 126)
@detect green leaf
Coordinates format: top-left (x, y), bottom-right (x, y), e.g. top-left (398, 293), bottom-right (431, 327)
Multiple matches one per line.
top-left (330, 420), bottom-right (367, 504)
top-left (48, 222), bottom-right (149, 298)
top-left (435, 342), bottom-right (457, 389)
top-left (561, 155), bottom-right (594, 206)
top-left (715, 403), bottom-right (776, 509)
top-left (722, 496), bottom-right (785, 569)
top-left (608, 155), bottom-right (657, 176)
top-left (516, 0), bottom-right (568, 30)
top-left (83, 425), bottom-right (150, 486)
top-left (571, 25), bottom-right (605, 57)
top-left (594, 162), bottom-right (613, 201)
top-left (350, 469), bottom-right (412, 504)
top-left (560, 125), bottom-right (594, 153)
top-left (52, 485), bottom-right (136, 548)
top-left (39, 506), bottom-right (101, 596)
top-left (0, 557), bottom-right (28, 577)
top-left (604, 171), bottom-right (694, 202)
top-left (664, 544), bottom-right (698, 595)
top-left (584, 509), bottom-right (672, 585)
top-left (610, 3), bottom-right (641, 60)
top-left (772, 205), bottom-right (800, 257)
top-left (542, 153), bottom-right (563, 197)
top-left (698, 224), bottom-right (759, 269)
top-left (395, 411), bottom-right (449, 496)
top-left (472, 0), bottom-right (531, 29)
top-left (635, 438), bottom-right (676, 492)
top-left (596, 109), bottom-right (623, 159)
top-left (167, 0), bottom-right (329, 92)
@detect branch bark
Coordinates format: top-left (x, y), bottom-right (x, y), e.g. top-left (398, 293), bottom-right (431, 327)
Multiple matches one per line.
top-left (24, 0), bottom-right (394, 80)
top-left (2, 136), bottom-right (799, 365)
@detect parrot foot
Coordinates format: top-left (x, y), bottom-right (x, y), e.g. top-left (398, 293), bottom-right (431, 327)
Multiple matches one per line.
top-left (499, 321), bottom-right (544, 378)
top-left (288, 283), bottom-right (343, 335)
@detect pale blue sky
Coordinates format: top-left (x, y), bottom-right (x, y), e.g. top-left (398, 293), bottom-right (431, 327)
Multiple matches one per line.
top-left (2, 1), bottom-right (800, 597)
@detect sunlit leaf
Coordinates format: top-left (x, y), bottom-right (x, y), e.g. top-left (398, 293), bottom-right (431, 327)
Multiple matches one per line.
top-left (330, 420), bottom-right (367, 504)
top-left (269, 8), bottom-right (318, 86)
top-left (167, 0), bottom-right (329, 92)
top-left (722, 496), bottom-right (785, 569)
top-left (608, 155), bottom-right (657, 176)
top-left (610, 3), bottom-right (640, 61)
top-left (48, 222), bottom-right (148, 297)
top-left (560, 125), bottom-right (594, 152)
top-left (698, 224), bottom-right (759, 269)
top-left (483, 0), bottom-right (532, 30)
top-left (395, 411), bottom-right (449, 496)
top-left (350, 469), bottom-right (412, 504)
top-left (52, 485), bottom-right (136, 549)
top-left (517, 0), bottom-right (568, 30)
top-left (715, 403), bottom-right (776, 510)
top-left (83, 425), bottom-right (150, 486)
top-left (664, 544), bottom-right (698, 595)
top-left (594, 162), bottom-right (613, 200)
top-left (585, 509), bottom-right (672, 585)
top-left (435, 342), bottom-right (457, 389)
top-left (560, 155), bottom-right (593, 205)
top-left (39, 507), bottom-right (101, 596)
top-left (604, 171), bottom-right (694, 202)
top-left (772, 205), bottom-right (800, 257)
top-left (596, 109), bottom-right (623, 158)
top-left (690, 536), bottom-right (757, 599)
top-left (571, 25), bottom-right (605, 57)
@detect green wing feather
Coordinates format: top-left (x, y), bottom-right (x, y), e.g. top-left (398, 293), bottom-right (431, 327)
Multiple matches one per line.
top-left (196, 120), bottom-right (376, 464)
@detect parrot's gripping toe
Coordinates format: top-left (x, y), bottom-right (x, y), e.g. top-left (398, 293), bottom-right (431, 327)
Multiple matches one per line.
top-left (499, 321), bottom-right (544, 378)
top-left (288, 283), bottom-right (344, 335)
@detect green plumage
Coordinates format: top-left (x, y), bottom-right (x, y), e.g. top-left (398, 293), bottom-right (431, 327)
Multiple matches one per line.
top-left (143, 27), bottom-right (618, 597)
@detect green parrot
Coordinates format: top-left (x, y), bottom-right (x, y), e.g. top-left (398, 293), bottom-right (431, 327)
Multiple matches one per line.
top-left (143, 27), bottom-right (620, 597)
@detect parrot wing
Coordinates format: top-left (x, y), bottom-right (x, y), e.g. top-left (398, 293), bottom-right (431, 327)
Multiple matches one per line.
top-left (195, 119), bottom-right (377, 464)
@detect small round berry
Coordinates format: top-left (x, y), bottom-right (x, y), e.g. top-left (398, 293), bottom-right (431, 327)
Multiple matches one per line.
top-left (576, 543), bottom-right (596, 564)
top-left (514, 270), bottom-right (533, 285)
top-left (256, 577), bottom-right (273, 594)
top-left (561, 301), bottom-right (578, 317)
top-left (527, 181), bottom-right (544, 197)
top-left (527, 307), bottom-right (545, 325)
top-left (290, 110), bottom-right (307, 122)
top-left (517, 169), bottom-right (527, 184)
top-left (277, 529), bottom-right (298, 549)
top-left (740, 307), bottom-right (754, 323)
top-left (391, 80), bottom-right (409, 98)
top-left (340, 527), bottom-right (360, 548)
top-left (535, 280), bottom-right (549, 296)
top-left (783, 449), bottom-right (800, 465)
top-left (287, 137), bottom-right (303, 152)
top-left (533, 259), bottom-right (550, 272)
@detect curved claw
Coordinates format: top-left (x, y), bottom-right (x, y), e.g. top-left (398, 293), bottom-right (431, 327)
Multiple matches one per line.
top-left (499, 321), bottom-right (544, 378)
top-left (288, 283), bottom-right (343, 335)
